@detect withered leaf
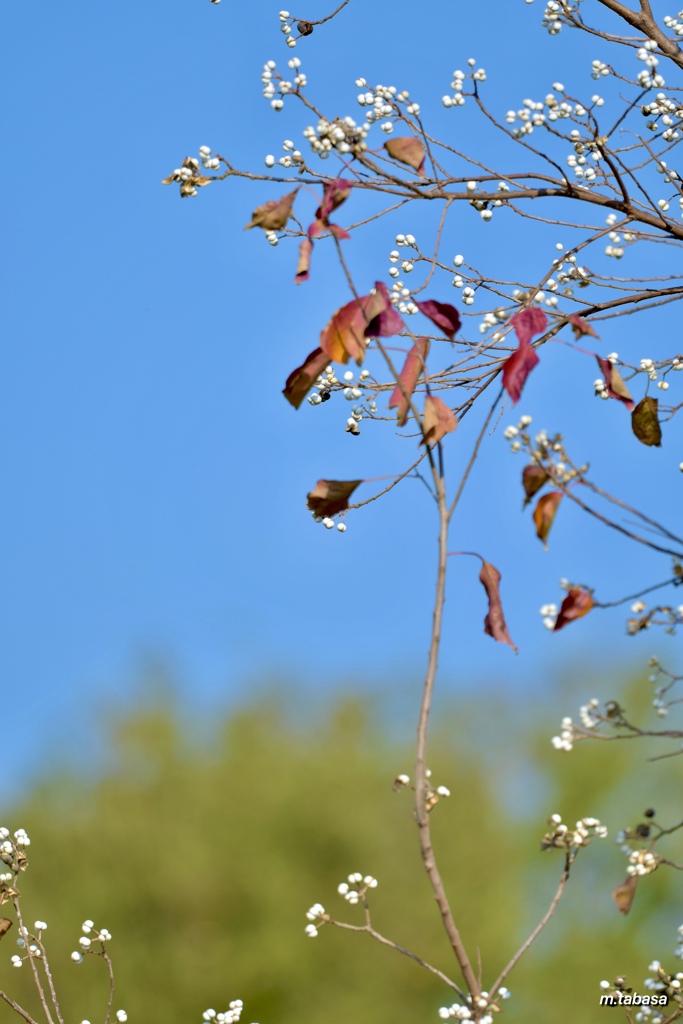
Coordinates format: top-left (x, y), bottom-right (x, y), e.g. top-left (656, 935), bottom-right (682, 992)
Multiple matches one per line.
top-left (365, 282), bottom-right (405, 338)
top-left (533, 491), bottom-right (563, 549)
top-left (632, 396), bottom-right (662, 447)
top-left (283, 347), bottom-right (329, 409)
top-left (553, 587), bottom-right (594, 631)
top-left (307, 479), bottom-right (362, 517)
top-left (245, 188), bottom-right (299, 231)
top-left (295, 238), bottom-right (313, 284)
top-left (502, 340), bottom-right (540, 405)
top-left (0, 918), bottom-right (12, 940)
top-left (510, 308), bottom-right (548, 346)
top-left (414, 300), bottom-right (461, 340)
top-left (612, 875), bottom-right (638, 916)
top-left (383, 137), bottom-right (426, 176)
top-left (522, 465), bottom-right (549, 507)
top-left (388, 338), bottom-right (430, 427)
top-left (479, 560), bottom-right (518, 652)
top-left (568, 314), bottom-right (599, 340)
top-left (320, 284), bottom-right (392, 365)
top-left (420, 395), bottom-right (457, 446)
top-left (596, 356), bottom-right (634, 410)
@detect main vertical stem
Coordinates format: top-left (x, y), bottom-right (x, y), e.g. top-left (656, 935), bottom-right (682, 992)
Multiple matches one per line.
top-left (415, 476), bottom-right (480, 998)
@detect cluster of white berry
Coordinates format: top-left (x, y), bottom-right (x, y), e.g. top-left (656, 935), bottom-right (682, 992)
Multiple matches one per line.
top-left (277, 10), bottom-right (299, 49)
top-left (664, 10), bottom-right (683, 34)
top-left (627, 849), bottom-right (661, 877)
top-left (541, 813), bottom-right (608, 850)
top-left (635, 41), bottom-right (666, 88)
top-left (438, 988), bottom-right (511, 1023)
top-left (551, 693), bottom-right (603, 749)
top-left (70, 919), bottom-right (112, 964)
top-left (642, 92), bottom-right (683, 143)
top-left (9, 918), bottom-right (48, 969)
top-left (202, 1001), bottom-right (245, 1024)
top-left (264, 135), bottom-right (305, 171)
top-left (392, 770), bottom-right (451, 811)
top-left (441, 59), bottom-right (485, 109)
top-left (261, 55), bottom-right (307, 111)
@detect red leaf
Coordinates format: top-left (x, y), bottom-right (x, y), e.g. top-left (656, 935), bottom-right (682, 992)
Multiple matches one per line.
top-left (365, 282), bottom-right (405, 338)
top-left (420, 395), bottom-right (457, 446)
top-left (295, 238), bottom-right (313, 284)
top-left (596, 356), bottom-right (634, 410)
top-left (522, 464), bottom-right (549, 507)
top-left (389, 338), bottom-right (430, 427)
top-left (415, 300), bottom-right (461, 340)
top-left (553, 587), bottom-right (594, 631)
top-left (510, 308), bottom-right (548, 345)
top-left (502, 341), bottom-right (540, 404)
top-left (533, 491), bottom-right (563, 549)
top-left (316, 179), bottom-right (353, 222)
top-left (245, 188), bottom-right (298, 231)
top-left (568, 314), bottom-right (600, 340)
top-left (384, 137), bottom-right (426, 176)
top-left (283, 348), bottom-right (330, 409)
top-left (307, 479), bottom-right (362, 517)
top-left (479, 560), bottom-right (518, 652)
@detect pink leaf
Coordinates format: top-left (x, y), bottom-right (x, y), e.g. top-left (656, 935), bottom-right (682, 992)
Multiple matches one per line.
top-left (316, 179), bottom-right (353, 222)
top-left (502, 341), bottom-right (540, 404)
top-left (510, 308), bottom-right (548, 346)
top-left (364, 282), bottom-right (405, 338)
top-left (415, 300), bottom-right (461, 340)
top-left (595, 356), bottom-right (634, 410)
top-left (389, 338), bottom-right (430, 427)
top-left (479, 560), bottom-right (518, 652)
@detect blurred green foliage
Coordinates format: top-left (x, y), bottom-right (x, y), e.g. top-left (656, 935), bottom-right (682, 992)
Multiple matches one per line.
top-left (3, 673), bottom-right (682, 1024)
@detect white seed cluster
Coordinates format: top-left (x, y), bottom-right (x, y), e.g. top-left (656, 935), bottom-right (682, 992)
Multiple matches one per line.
top-left (627, 848), bottom-right (661, 877)
top-left (541, 813), bottom-right (607, 850)
top-left (439, 988), bottom-right (510, 1023)
top-left (202, 1001), bottom-right (245, 1024)
top-left (337, 872), bottom-right (378, 905)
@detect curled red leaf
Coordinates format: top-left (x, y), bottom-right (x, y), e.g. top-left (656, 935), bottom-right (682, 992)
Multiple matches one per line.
top-left (384, 137), bottom-right (426, 176)
top-left (502, 341), bottom-right (540, 405)
top-left (307, 479), bottom-right (362, 517)
top-left (245, 188), bottom-right (298, 231)
top-left (568, 314), bottom-right (600, 340)
top-left (365, 281), bottom-right (405, 337)
top-left (479, 560), bottom-right (518, 652)
top-left (596, 356), bottom-right (634, 410)
top-left (389, 338), bottom-right (430, 427)
top-left (553, 587), bottom-right (594, 631)
top-left (415, 300), bottom-right (461, 340)
top-left (510, 308), bottom-right (548, 345)
top-left (420, 395), bottom-right (457, 446)
top-left (320, 283), bottom-right (402, 364)
top-left (295, 238), bottom-right (313, 284)
top-left (316, 179), bottom-right (353, 222)
top-left (533, 491), bottom-right (563, 549)
top-left (283, 347), bottom-right (329, 409)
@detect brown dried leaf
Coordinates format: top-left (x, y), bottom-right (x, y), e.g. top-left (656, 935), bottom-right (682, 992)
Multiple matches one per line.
top-left (388, 338), bottom-right (430, 427)
top-left (384, 137), bottom-right (426, 176)
top-left (522, 465), bottom-right (549, 507)
top-left (307, 479), bottom-right (362, 517)
top-left (612, 876), bottom-right (638, 916)
top-left (0, 918), bottom-right (12, 940)
top-left (283, 348), bottom-right (329, 410)
top-left (479, 560), bottom-right (518, 652)
top-left (421, 395), bottom-right (457, 446)
top-left (568, 314), bottom-right (600, 340)
top-left (553, 587), bottom-right (594, 631)
top-left (632, 396), bottom-right (662, 447)
top-left (245, 188), bottom-right (299, 231)
top-left (533, 491), bottom-right (563, 549)
top-left (295, 238), bottom-right (313, 284)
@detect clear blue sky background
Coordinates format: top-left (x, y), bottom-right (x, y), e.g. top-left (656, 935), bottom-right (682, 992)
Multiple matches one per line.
top-left (2, 0), bottom-right (681, 791)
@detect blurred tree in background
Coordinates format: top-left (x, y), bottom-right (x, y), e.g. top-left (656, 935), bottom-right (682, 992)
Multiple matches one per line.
top-left (5, 669), bottom-right (681, 1023)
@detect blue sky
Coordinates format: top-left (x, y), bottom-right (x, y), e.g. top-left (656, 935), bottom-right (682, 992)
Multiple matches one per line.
top-left (3, 0), bottom-right (682, 792)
